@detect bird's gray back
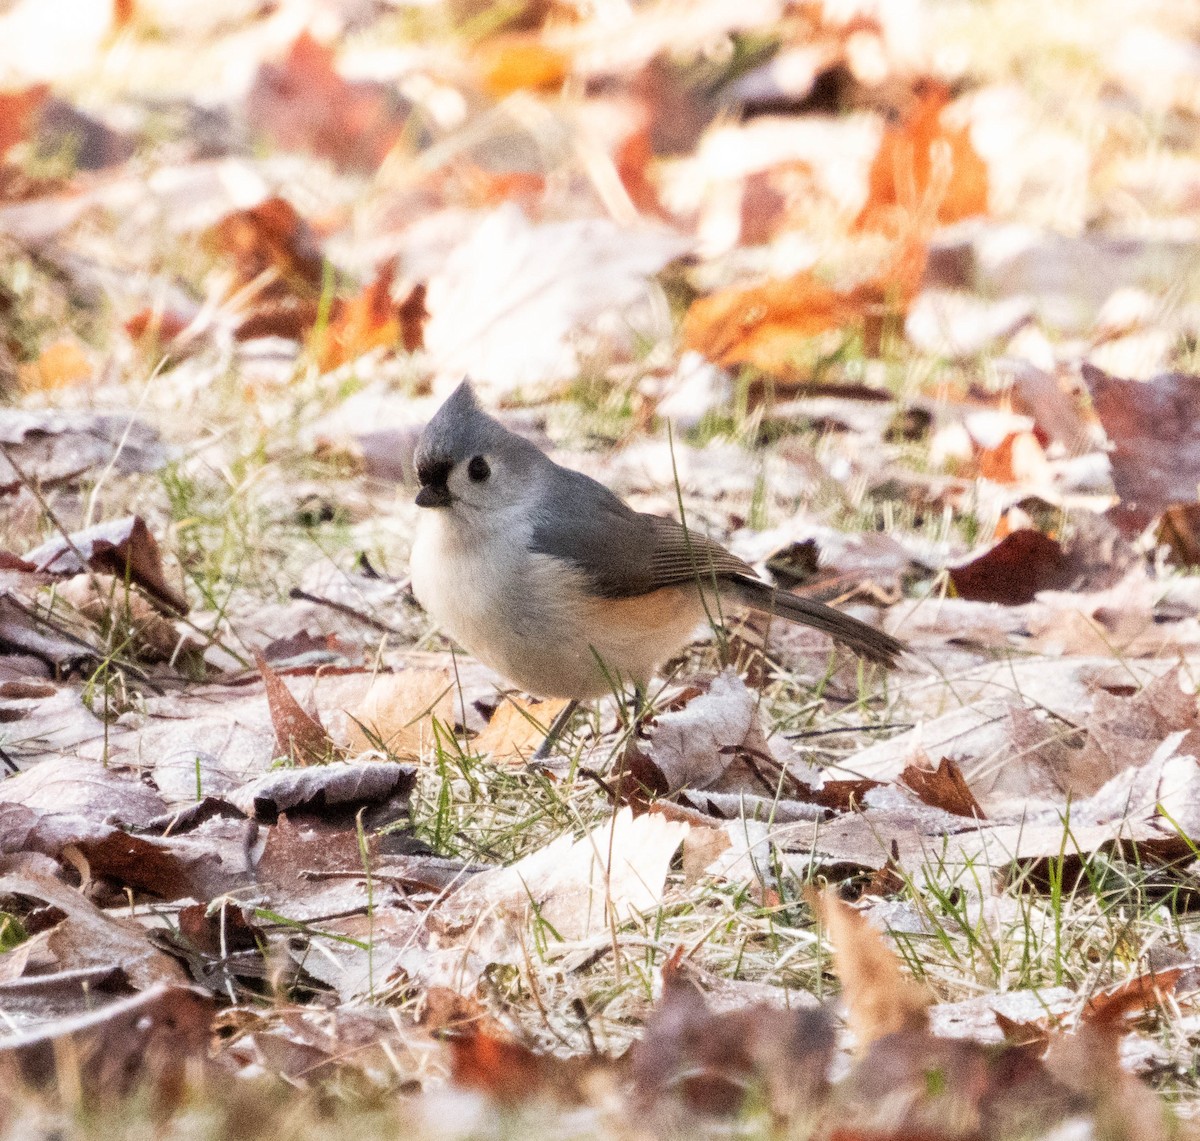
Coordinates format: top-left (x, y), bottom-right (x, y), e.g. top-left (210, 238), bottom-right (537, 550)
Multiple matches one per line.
top-left (528, 464), bottom-right (659, 598)
top-left (528, 462), bottom-right (757, 599)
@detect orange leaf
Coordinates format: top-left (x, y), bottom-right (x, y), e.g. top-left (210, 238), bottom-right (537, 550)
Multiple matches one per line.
top-left (1082, 967), bottom-right (1184, 1026)
top-left (18, 340), bottom-right (92, 390)
top-left (857, 79), bottom-right (988, 232)
top-left (478, 35), bottom-right (569, 98)
top-left (681, 241), bottom-right (925, 374)
top-left (809, 888), bottom-right (929, 1050)
top-left (311, 265), bottom-right (427, 371)
top-left (616, 127), bottom-right (665, 218)
top-left (977, 430), bottom-right (1051, 485)
top-left (0, 85), bottom-right (49, 158)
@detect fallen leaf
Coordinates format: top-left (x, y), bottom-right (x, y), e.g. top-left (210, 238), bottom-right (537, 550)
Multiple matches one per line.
top-left (856, 78), bottom-right (989, 232)
top-left (316, 668), bottom-right (459, 757)
top-left (472, 695), bottom-right (570, 761)
top-left (256, 652), bottom-right (338, 767)
top-left (0, 595), bottom-right (96, 674)
top-left (389, 809), bottom-right (687, 996)
top-left (124, 306), bottom-right (194, 347)
top-left (0, 410), bottom-right (168, 493)
top-left (245, 32), bottom-right (410, 174)
top-left (206, 196), bottom-right (323, 297)
top-left (0, 983), bottom-right (214, 1110)
top-left (1157, 502), bottom-right (1200, 567)
top-left (641, 669), bottom-right (761, 796)
top-left (0, 756), bottom-right (165, 824)
top-left (631, 947), bottom-right (834, 1118)
top-left (227, 761), bottom-right (415, 825)
top-left (0, 85), bottom-right (49, 157)
top-left (477, 35), bottom-right (570, 98)
top-left (810, 889), bottom-right (930, 1049)
top-left (682, 240), bottom-right (926, 374)
top-left (24, 515), bottom-right (188, 615)
top-left (976, 430), bottom-right (1052, 485)
top-left (948, 528), bottom-right (1070, 606)
top-left (312, 263), bottom-right (426, 372)
top-left (0, 867), bottom-right (187, 988)
top-left (423, 203), bottom-right (689, 393)
top-left (17, 339), bottom-right (92, 390)
top-left (1083, 363), bottom-right (1200, 527)
top-left (1082, 967), bottom-right (1185, 1025)
top-left (900, 755), bottom-right (985, 819)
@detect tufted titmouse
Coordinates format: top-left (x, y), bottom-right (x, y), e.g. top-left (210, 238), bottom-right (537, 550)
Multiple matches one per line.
top-left (410, 381), bottom-right (905, 755)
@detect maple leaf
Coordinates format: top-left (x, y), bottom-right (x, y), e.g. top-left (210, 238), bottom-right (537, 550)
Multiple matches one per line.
top-left (856, 78), bottom-right (989, 232)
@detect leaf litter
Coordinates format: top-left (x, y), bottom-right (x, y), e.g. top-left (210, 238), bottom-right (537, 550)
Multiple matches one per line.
top-left (1, 0), bottom-right (1200, 1137)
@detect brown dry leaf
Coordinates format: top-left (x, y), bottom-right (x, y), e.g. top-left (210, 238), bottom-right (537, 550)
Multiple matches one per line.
top-left (0, 867), bottom-right (187, 988)
top-left (856, 78), bottom-right (989, 232)
top-left (124, 306), bottom-right (194, 348)
top-left (0, 756), bottom-right (165, 824)
top-left (388, 809), bottom-right (687, 997)
top-left (900, 755), bottom-right (985, 819)
top-left (1158, 502), bottom-right (1200, 567)
top-left (255, 652), bottom-right (338, 767)
top-left (1082, 364), bottom-right (1200, 526)
top-left (1069, 667), bottom-right (1200, 794)
top-left (641, 669), bottom-right (762, 796)
top-left (473, 695), bottom-right (570, 762)
top-left (0, 410), bottom-right (167, 493)
top-left (1044, 1003), bottom-right (1175, 1141)
top-left (0, 595), bottom-right (96, 673)
top-left (810, 889), bottom-right (930, 1049)
top-left (0, 983), bottom-right (215, 1109)
top-left (206, 196), bottom-right (324, 297)
top-left (227, 761), bottom-right (415, 825)
top-left (250, 814), bottom-right (381, 923)
top-left (316, 668), bottom-right (458, 757)
top-left (1006, 362), bottom-right (1094, 453)
top-left (23, 515), bottom-right (188, 615)
top-left (0, 964), bottom-right (132, 1031)
top-left (17, 338), bottom-right (92, 391)
top-left (57, 573), bottom-right (189, 663)
top-left (948, 528), bottom-right (1064, 605)
top-left (477, 35), bottom-right (570, 98)
top-left (245, 32), bottom-right (409, 174)
top-left (1082, 967), bottom-right (1185, 1025)
top-left (630, 948), bottom-right (834, 1119)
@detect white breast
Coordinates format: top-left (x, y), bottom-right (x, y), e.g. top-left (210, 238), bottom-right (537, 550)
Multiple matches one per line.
top-left (410, 508), bottom-right (705, 699)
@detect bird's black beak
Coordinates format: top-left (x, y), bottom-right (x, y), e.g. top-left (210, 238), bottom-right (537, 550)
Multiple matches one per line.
top-left (415, 482), bottom-right (452, 508)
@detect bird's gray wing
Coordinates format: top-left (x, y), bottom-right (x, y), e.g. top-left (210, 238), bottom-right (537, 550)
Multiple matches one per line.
top-left (642, 514), bottom-right (759, 588)
top-left (528, 466), bottom-right (756, 599)
top-left (527, 467), bottom-right (907, 665)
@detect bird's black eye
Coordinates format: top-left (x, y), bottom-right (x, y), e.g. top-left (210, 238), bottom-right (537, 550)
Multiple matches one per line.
top-left (467, 455), bottom-right (490, 482)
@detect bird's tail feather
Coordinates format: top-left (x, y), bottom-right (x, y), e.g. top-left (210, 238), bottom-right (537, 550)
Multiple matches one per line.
top-left (726, 577), bottom-right (906, 667)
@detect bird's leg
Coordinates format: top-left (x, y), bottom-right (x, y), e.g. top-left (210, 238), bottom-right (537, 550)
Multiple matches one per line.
top-left (531, 699), bottom-right (580, 763)
top-left (624, 684), bottom-right (655, 740)
top-left (631, 684), bottom-right (647, 724)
